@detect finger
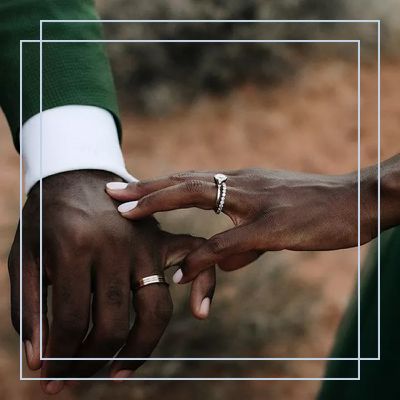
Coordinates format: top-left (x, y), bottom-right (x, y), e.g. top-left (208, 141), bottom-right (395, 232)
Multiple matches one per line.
top-left (41, 249), bottom-right (92, 392)
top-left (161, 232), bottom-right (216, 319)
top-left (115, 181), bottom-right (217, 219)
top-left (73, 255), bottom-right (131, 377)
top-left (106, 171), bottom-right (214, 201)
top-left (218, 250), bottom-right (262, 271)
top-left (161, 232), bottom-right (205, 269)
top-left (110, 284), bottom-right (173, 379)
top-left (189, 267), bottom-right (216, 319)
top-left (8, 227), bottom-right (49, 371)
top-left (174, 223), bottom-right (262, 284)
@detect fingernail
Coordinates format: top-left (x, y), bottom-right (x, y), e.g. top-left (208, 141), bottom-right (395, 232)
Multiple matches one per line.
top-left (107, 182), bottom-right (128, 190)
top-left (113, 370), bottom-right (133, 380)
top-left (46, 380), bottom-right (64, 394)
top-left (24, 340), bottom-right (33, 365)
top-left (199, 297), bottom-right (210, 318)
top-left (118, 201), bottom-right (138, 213)
top-left (172, 268), bottom-right (183, 284)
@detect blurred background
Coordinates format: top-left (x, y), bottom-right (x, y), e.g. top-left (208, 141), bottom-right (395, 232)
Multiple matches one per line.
top-left (1, 0), bottom-right (399, 398)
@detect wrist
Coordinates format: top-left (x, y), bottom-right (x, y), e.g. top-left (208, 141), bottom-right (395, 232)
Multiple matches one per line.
top-left (337, 171), bottom-right (377, 244)
top-left (380, 155), bottom-right (400, 229)
top-left (357, 154), bottom-right (400, 241)
top-left (28, 170), bottom-right (123, 200)
top-left (381, 157), bottom-right (400, 198)
top-left (359, 167), bottom-right (378, 242)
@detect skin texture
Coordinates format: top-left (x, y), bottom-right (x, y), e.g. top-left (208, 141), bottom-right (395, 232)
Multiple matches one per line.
top-left (107, 155), bottom-right (400, 285)
top-left (8, 170), bottom-right (215, 394)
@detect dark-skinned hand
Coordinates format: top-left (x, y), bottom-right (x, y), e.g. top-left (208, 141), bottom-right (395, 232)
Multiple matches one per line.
top-left (8, 170), bottom-right (215, 394)
top-left (106, 158), bottom-right (400, 284)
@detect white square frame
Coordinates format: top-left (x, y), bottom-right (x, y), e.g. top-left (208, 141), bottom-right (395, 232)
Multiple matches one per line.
top-left (18, 19), bottom-right (381, 380)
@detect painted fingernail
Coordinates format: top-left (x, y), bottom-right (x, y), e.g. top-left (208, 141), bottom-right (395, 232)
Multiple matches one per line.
top-left (24, 340), bottom-right (33, 365)
top-left (107, 182), bottom-right (128, 190)
top-left (199, 297), bottom-right (210, 318)
top-left (118, 201), bottom-right (138, 213)
top-left (172, 268), bottom-right (183, 284)
top-left (46, 380), bottom-right (64, 394)
top-left (113, 369), bottom-right (133, 380)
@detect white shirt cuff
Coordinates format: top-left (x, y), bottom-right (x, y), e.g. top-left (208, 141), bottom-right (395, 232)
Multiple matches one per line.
top-left (22, 105), bottom-right (137, 193)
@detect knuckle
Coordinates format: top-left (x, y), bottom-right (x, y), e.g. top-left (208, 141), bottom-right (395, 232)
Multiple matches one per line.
top-left (133, 181), bottom-right (149, 196)
top-left (103, 222), bottom-right (132, 246)
top-left (133, 181), bottom-right (144, 191)
top-left (184, 180), bottom-right (205, 194)
top-left (170, 171), bottom-right (195, 183)
top-left (258, 210), bottom-right (279, 234)
top-left (190, 236), bottom-right (206, 249)
top-left (105, 281), bottom-right (125, 307)
top-left (57, 216), bottom-right (92, 251)
top-left (138, 195), bottom-right (152, 210)
top-left (208, 235), bottom-right (228, 255)
top-left (54, 313), bottom-right (88, 339)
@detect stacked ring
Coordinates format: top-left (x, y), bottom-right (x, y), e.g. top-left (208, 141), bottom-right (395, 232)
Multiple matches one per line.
top-left (214, 173), bottom-right (228, 214)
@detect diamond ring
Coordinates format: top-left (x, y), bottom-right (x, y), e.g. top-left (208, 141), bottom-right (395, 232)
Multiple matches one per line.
top-left (214, 173), bottom-right (228, 214)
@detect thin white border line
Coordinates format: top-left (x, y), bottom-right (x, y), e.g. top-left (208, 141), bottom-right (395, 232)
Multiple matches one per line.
top-left (19, 40), bottom-right (23, 383)
top-left (39, 21), bottom-right (44, 361)
top-left (38, 357), bottom-right (375, 361)
top-left (41, 19), bottom-right (380, 23)
top-left (18, 35), bottom-right (367, 382)
top-left (19, 16), bottom-right (381, 378)
top-left (20, 39), bottom-right (363, 43)
top-left (377, 20), bottom-right (381, 360)
top-left (31, 37), bottom-right (362, 365)
top-left (20, 36), bottom-right (366, 380)
top-left (357, 40), bottom-right (361, 380)
top-left (20, 377), bottom-right (360, 381)
top-left (37, 39), bottom-right (360, 43)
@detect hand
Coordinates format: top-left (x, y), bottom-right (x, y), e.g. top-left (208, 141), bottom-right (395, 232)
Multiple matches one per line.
top-left (8, 170), bottom-right (215, 394)
top-left (106, 168), bottom-right (376, 283)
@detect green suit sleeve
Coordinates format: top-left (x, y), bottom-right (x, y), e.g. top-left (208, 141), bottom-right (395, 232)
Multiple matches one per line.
top-left (319, 226), bottom-right (400, 398)
top-left (0, 0), bottom-right (121, 151)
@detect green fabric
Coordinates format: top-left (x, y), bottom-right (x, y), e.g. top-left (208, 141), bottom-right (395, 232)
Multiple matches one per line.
top-left (0, 0), bottom-right (121, 150)
top-left (319, 227), bottom-right (400, 398)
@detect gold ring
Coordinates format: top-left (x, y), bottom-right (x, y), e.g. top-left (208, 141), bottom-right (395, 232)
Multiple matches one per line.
top-left (134, 274), bottom-right (168, 291)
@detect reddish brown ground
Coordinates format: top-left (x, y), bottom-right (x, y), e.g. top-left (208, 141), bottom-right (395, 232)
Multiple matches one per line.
top-left (0, 58), bottom-right (397, 399)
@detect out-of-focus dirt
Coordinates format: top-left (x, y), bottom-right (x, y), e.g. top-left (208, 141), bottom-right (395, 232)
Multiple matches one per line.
top-left (0, 58), bottom-right (397, 399)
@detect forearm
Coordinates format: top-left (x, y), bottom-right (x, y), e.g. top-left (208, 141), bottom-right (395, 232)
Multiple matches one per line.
top-left (361, 154), bottom-right (400, 238)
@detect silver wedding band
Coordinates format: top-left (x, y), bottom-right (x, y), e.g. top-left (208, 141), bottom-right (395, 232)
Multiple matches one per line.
top-left (214, 173), bottom-right (228, 214)
top-left (134, 274), bottom-right (168, 290)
